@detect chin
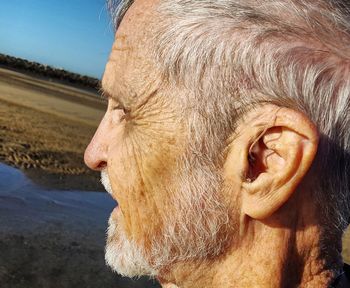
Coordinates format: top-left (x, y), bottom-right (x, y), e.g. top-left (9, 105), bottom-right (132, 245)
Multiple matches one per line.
top-left (105, 214), bottom-right (158, 277)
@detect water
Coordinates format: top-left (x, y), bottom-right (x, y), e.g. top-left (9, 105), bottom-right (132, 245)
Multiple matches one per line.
top-left (0, 163), bottom-right (160, 288)
top-left (0, 163), bottom-right (115, 234)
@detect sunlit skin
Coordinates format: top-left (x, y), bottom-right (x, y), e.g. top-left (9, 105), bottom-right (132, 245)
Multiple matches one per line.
top-left (85, 0), bottom-right (345, 287)
top-left (84, 0), bottom-right (185, 251)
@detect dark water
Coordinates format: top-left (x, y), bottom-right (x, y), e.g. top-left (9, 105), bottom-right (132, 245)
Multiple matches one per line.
top-left (0, 163), bottom-right (114, 232)
top-left (0, 163), bottom-right (160, 288)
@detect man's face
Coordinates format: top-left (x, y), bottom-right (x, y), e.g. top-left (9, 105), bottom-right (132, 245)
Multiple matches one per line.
top-left (84, 0), bottom-right (233, 277)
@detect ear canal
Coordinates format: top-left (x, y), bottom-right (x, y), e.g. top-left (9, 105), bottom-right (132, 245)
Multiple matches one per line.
top-left (247, 127), bottom-right (284, 182)
top-left (247, 138), bottom-right (268, 182)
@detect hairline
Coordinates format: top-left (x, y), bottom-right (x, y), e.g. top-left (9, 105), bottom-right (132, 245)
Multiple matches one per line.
top-left (108, 0), bottom-right (135, 31)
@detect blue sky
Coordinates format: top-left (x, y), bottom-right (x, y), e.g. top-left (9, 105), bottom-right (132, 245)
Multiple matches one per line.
top-left (0, 0), bottom-right (115, 79)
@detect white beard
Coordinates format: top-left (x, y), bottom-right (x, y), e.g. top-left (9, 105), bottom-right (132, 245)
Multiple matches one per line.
top-left (105, 216), bottom-right (157, 277)
top-left (101, 170), bottom-right (157, 277)
top-left (101, 164), bottom-right (232, 278)
top-left (100, 170), bottom-right (113, 195)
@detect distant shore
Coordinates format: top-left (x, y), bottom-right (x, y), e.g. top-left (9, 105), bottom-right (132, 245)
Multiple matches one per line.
top-left (0, 53), bottom-right (100, 91)
top-left (0, 67), bottom-right (104, 191)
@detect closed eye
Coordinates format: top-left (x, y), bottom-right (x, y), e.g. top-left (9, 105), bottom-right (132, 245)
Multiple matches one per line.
top-left (99, 87), bottom-right (131, 119)
top-left (112, 104), bottom-right (125, 111)
top-left (100, 88), bottom-right (125, 107)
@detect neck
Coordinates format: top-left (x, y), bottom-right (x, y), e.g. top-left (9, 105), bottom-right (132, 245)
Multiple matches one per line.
top-left (158, 191), bottom-right (343, 288)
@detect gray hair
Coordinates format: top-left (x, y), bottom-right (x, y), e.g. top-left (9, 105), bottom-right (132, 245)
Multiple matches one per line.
top-left (108, 0), bottom-right (350, 246)
top-left (107, 0), bottom-right (134, 29)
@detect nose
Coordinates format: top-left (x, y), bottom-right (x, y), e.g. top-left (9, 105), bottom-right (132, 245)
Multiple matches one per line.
top-left (84, 116), bottom-right (108, 171)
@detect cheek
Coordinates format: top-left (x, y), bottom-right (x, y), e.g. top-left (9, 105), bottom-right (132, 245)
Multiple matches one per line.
top-left (107, 135), bottom-right (169, 245)
top-left (106, 105), bottom-right (185, 244)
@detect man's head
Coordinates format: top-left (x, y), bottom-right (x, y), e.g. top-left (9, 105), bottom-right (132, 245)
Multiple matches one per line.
top-left (85, 0), bottom-right (350, 282)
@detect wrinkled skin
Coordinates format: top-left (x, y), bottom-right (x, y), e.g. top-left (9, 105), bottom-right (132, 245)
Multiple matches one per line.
top-left (84, 0), bottom-right (346, 287)
top-left (85, 0), bottom-right (184, 249)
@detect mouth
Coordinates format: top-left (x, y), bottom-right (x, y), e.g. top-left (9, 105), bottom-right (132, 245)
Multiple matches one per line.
top-left (109, 191), bottom-right (119, 204)
top-left (109, 195), bottom-right (120, 221)
top-left (100, 170), bottom-right (120, 218)
top-left (105, 187), bottom-right (120, 220)
top-left (111, 205), bottom-right (120, 220)
top-left (108, 193), bottom-right (120, 218)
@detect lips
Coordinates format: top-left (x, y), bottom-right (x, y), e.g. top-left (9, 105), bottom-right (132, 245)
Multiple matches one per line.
top-left (109, 192), bottom-right (119, 211)
top-left (101, 169), bottom-right (119, 207)
top-left (110, 192), bottom-right (119, 204)
top-left (111, 206), bottom-right (120, 220)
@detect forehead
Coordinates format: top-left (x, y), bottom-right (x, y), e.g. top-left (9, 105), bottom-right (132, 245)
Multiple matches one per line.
top-left (102, 0), bottom-right (160, 98)
top-left (117, 0), bottom-right (159, 41)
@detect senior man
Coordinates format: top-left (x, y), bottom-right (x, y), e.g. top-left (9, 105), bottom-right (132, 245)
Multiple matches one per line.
top-left (84, 0), bottom-right (350, 287)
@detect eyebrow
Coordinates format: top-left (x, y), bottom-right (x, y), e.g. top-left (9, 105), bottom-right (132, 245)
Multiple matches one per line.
top-left (99, 84), bottom-right (124, 100)
top-left (99, 83), bottom-right (136, 107)
top-left (99, 87), bottom-right (113, 101)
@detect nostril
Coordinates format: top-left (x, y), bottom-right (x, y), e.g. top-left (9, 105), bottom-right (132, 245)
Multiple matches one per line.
top-left (84, 148), bottom-right (107, 171)
top-left (97, 161), bottom-right (107, 170)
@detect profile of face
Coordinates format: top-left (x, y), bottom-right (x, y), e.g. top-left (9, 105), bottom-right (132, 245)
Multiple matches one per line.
top-left (84, 0), bottom-right (234, 278)
top-left (84, 0), bottom-right (322, 282)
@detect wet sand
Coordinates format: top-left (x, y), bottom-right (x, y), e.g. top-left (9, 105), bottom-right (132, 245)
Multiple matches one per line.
top-left (0, 67), bottom-right (104, 191)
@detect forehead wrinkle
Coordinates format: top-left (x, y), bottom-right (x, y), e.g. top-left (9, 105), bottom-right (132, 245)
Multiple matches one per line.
top-left (113, 34), bottom-right (133, 52)
top-left (112, 45), bottom-right (133, 52)
top-left (103, 0), bottom-right (161, 107)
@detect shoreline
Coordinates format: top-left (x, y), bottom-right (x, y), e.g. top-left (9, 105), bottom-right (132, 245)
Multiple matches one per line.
top-left (0, 67), bottom-right (103, 191)
top-left (0, 163), bottom-right (160, 288)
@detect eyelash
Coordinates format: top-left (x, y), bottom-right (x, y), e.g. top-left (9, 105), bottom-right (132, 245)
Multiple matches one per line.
top-left (112, 104), bottom-right (125, 112)
top-left (112, 104), bottom-right (130, 121)
top-left (100, 90), bottom-right (127, 113)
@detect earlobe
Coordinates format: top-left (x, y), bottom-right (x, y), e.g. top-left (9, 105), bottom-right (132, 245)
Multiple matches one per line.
top-left (225, 105), bottom-right (319, 220)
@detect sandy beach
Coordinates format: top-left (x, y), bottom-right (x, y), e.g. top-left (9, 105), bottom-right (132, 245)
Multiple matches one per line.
top-left (0, 68), bottom-right (160, 287)
top-left (0, 67), bottom-right (104, 191)
top-left (0, 67), bottom-right (349, 287)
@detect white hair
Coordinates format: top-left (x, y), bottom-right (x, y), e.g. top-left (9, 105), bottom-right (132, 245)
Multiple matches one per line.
top-left (151, 0), bottom-right (350, 234)
top-left (105, 213), bottom-right (157, 277)
top-left (107, 0), bottom-right (350, 272)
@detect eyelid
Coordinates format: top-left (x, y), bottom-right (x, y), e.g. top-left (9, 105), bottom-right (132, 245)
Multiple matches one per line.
top-left (101, 91), bottom-right (124, 108)
top-left (112, 103), bottom-right (125, 111)
top-left (100, 89), bottom-right (120, 104)
top-left (99, 88), bottom-right (131, 115)
top-left (99, 88), bottom-right (110, 100)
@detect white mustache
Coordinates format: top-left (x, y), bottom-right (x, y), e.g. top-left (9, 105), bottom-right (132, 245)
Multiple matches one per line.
top-left (101, 170), bottom-right (114, 196)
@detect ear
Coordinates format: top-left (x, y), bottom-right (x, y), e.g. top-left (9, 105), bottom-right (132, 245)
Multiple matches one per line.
top-left (225, 105), bottom-right (319, 220)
